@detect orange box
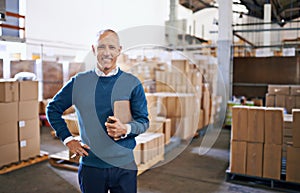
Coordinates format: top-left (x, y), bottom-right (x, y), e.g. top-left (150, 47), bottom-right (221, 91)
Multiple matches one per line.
top-left (231, 106), bottom-right (248, 141)
top-left (230, 140), bottom-right (247, 174)
top-left (246, 142), bottom-right (263, 177)
top-left (263, 144), bottom-right (282, 180)
top-left (286, 146), bottom-right (300, 183)
top-left (265, 108), bottom-right (284, 144)
top-left (247, 107), bottom-right (265, 143)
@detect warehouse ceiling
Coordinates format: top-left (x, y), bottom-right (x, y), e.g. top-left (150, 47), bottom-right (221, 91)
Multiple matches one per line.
top-left (179, 0), bottom-right (300, 26)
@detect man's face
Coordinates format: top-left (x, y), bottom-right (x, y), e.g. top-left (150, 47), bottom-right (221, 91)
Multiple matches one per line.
top-left (94, 32), bottom-right (121, 73)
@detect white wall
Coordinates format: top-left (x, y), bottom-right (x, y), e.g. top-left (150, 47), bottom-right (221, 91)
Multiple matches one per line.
top-left (26, 0), bottom-right (170, 47)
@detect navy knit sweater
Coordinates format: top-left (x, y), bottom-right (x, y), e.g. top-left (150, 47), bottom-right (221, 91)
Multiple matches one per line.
top-left (46, 69), bottom-right (149, 168)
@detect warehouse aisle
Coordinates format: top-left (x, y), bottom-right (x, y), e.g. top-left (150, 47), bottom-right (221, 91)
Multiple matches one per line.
top-left (0, 127), bottom-right (281, 193)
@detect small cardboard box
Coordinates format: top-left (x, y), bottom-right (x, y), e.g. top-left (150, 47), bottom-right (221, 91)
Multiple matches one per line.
top-left (0, 79), bottom-right (19, 102)
top-left (246, 142), bottom-right (263, 177)
top-left (268, 85), bottom-right (290, 95)
top-left (292, 109), bottom-right (300, 147)
top-left (0, 102), bottom-right (18, 124)
top-left (290, 85), bottom-right (300, 96)
top-left (231, 106), bottom-right (248, 141)
top-left (275, 95), bottom-right (286, 108)
top-left (286, 146), bottom-right (300, 183)
top-left (0, 142), bottom-right (19, 167)
top-left (265, 108), bottom-right (284, 144)
top-left (19, 80), bottom-right (38, 101)
top-left (18, 118), bottom-right (40, 140)
top-left (19, 136), bottom-right (40, 160)
top-left (265, 94), bottom-right (275, 107)
top-left (230, 140), bottom-right (247, 174)
top-left (247, 107), bottom-right (265, 143)
top-left (18, 100), bottom-right (39, 121)
top-left (0, 121), bottom-right (18, 146)
top-left (285, 96), bottom-right (295, 114)
top-left (263, 144), bottom-right (282, 180)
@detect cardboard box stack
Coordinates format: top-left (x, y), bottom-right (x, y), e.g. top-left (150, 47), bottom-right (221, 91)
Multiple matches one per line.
top-left (18, 80), bottom-right (40, 160)
top-left (264, 107), bottom-right (283, 180)
top-left (230, 106), bottom-right (283, 180)
top-left (0, 79), bottom-right (40, 167)
top-left (286, 109), bottom-right (300, 183)
top-left (42, 61), bottom-right (63, 99)
top-left (0, 79), bottom-right (19, 167)
top-left (134, 132), bottom-right (164, 166)
top-left (266, 85), bottom-right (300, 113)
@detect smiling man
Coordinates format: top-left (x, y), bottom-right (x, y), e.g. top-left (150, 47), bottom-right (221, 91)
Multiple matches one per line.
top-left (46, 29), bottom-right (149, 193)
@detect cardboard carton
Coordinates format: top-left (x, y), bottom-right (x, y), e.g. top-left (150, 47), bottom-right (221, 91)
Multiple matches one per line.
top-left (292, 109), bottom-right (300, 147)
top-left (265, 108), bottom-right (284, 144)
top-left (265, 94), bottom-right (275, 107)
top-left (246, 142), bottom-right (263, 177)
top-left (263, 144), bottom-right (282, 180)
top-left (0, 102), bottom-right (18, 124)
top-left (0, 79), bottom-right (19, 102)
top-left (19, 136), bottom-right (40, 160)
top-left (114, 100), bottom-right (132, 124)
top-left (275, 95), bottom-right (286, 108)
top-left (18, 118), bottom-right (40, 140)
top-left (19, 80), bottom-right (38, 101)
top-left (0, 142), bottom-right (19, 167)
top-left (230, 140), bottom-right (247, 174)
top-left (231, 106), bottom-right (248, 141)
top-left (268, 85), bottom-right (290, 95)
top-left (286, 146), bottom-right (300, 183)
top-left (18, 100), bottom-right (39, 121)
top-left (247, 107), bottom-right (265, 143)
top-left (0, 121), bottom-right (18, 146)
top-left (290, 85), bottom-right (300, 96)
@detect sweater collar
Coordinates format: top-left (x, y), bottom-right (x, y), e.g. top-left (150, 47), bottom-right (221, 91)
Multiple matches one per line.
top-left (95, 67), bottom-right (119, 77)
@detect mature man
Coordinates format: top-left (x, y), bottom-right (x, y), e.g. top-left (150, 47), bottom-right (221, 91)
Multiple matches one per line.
top-left (46, 29), bottom-right (149, 193)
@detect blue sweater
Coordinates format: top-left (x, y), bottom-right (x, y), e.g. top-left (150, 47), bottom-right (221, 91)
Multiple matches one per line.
top-left (46, 69), bottom-right (149, 168)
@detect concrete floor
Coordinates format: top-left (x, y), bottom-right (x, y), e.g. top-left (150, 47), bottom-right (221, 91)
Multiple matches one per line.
top-left (0, 126), bottom-right (282, 193)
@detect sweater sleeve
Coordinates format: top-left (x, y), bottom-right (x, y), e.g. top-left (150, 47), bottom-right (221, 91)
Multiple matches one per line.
top-left (128, 82), bottom-right (149, 136)
top-left (46, 78), bottom-right (74, 142)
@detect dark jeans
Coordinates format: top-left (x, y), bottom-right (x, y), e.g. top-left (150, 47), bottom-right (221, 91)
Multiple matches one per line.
top-left (78, 162), bottom-right (137, 193)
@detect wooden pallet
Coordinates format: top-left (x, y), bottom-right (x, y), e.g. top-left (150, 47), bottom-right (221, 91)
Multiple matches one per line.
top-left (0, 151), bottom-right (49, 174)
top-left (49, 150), bottom-right (164, 176)
top-left (137, 153), bottom-right (164, 176)
top-left (226, 169), bottom-right (300, 193)
top-left (49, 150), bottom-right (79, 171)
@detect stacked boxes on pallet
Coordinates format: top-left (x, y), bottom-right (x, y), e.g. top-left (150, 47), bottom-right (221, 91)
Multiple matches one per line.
top-left (18, 80), bottom-right (40, 160)
top-left (264, 108), bottom-right (283, 180)
top-left (134, 133), bottom-right (164, 167)
top-left (230, 106), bottom-right (283, 180)
top-left (0, 80), bottom-right (19, 167)
top-left (266, 85), bottom-right (300, 113)
top-left (286, 110), bottom-right (300, 183)
top-left (0, 79), bottom-right (40, 167)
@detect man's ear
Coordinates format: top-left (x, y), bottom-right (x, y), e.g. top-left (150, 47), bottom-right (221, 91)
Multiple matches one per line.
top-left (92, 45), bottom-right (96, 55)
top-left (117, 46), bottom-right (122, 56)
